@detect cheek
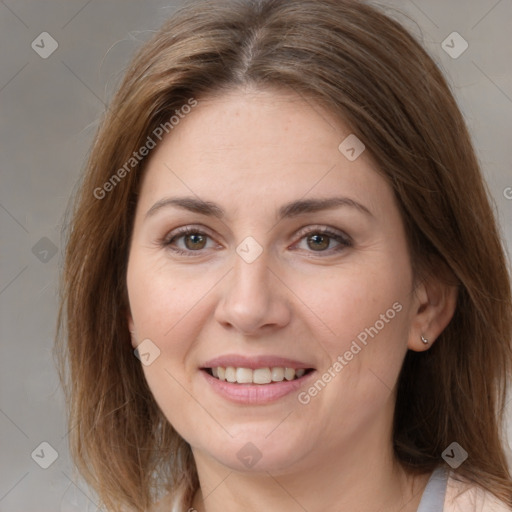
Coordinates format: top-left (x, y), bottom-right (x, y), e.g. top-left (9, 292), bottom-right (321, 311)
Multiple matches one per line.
top-left (126, 252), bottom-right (222, 417)
top-left (126, 255), bottom-right (218, 439)
top-left (289, 255), bottom-right (413, 412)
top-left (291, 269), bottom-right (411, 437)
top-left (127, 253), bottom-right (211, 344)
top-left (292, 259), bottom-right (410, 345)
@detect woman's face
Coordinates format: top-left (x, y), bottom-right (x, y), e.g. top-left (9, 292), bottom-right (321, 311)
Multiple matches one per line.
top-left (126, 88), bottom-right (421, 474)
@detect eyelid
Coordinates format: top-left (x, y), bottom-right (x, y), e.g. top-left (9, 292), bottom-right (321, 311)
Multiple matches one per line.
top-left (163, 224), bottom-right (215, 242)
top-left (293, 224), bottom-right (351, 242)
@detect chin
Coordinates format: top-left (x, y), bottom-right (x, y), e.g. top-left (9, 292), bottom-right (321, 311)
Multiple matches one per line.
top-left (198, 433), bottom-right (311, 474)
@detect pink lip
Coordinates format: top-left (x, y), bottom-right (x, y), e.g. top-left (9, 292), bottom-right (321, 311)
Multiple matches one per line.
top-left (201, 354), bottom-right (315, 370)
top-left (201, 369), bottom-right (316, 405)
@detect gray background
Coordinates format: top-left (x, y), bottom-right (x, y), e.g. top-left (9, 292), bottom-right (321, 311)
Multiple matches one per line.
top-left (0, 0), bottom-right (511, 510)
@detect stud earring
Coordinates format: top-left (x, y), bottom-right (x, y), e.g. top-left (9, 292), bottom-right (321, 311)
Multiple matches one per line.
top-left (421, 335), bottom-right (429, 345)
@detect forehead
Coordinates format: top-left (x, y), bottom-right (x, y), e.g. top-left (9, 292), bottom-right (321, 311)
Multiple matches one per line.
top-left (137, 88), bottom-right (391, 218)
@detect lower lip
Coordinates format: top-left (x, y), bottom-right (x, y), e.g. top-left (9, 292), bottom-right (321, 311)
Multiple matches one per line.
top-left (201, 369), bottom-right (316, 405)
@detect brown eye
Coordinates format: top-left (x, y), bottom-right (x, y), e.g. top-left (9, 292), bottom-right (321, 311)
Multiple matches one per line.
top-left (163, 227), bottom-right (216, 256)
top-left (184, 233), bottom-right (207, 250)
top-left (306, 233), bottom-right (330, 251)
top-left (293, 227), bottom-right (352, 255)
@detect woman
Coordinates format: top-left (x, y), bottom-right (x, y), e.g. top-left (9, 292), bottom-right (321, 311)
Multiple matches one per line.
top-left (56, 0), bottom-right (512, 511)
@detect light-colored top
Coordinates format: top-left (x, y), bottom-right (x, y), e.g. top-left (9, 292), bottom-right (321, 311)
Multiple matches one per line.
top-left (417, 466), bottom-right (511, 511)
top-left (444, 471), bottom-right (511, 511)
top-left (417, 467), bottom-right (447, 511)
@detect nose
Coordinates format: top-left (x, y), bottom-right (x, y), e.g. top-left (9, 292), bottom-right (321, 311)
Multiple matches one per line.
top-left (214, 250), bottom-right (292, 335)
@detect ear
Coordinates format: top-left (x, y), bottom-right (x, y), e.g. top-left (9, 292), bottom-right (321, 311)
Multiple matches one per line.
top-left (407, 274), bottom-right (458, 352)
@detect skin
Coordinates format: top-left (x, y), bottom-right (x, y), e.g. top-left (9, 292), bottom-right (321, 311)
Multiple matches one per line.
top-left (126, 87), bottom-right (457, 512)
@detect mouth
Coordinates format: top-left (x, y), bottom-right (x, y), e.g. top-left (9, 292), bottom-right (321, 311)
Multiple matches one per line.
top-left (201, 366), bottom-right (315, 385)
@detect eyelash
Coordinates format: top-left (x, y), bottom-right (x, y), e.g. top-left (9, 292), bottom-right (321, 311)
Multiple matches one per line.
top-left (161, 225), bottom-right (352, 257)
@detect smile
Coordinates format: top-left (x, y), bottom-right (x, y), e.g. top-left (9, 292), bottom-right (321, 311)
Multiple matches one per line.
top-left (204, 366), bottom-right (314, 384)
top-left (200, 366), bottom-right (317, 405)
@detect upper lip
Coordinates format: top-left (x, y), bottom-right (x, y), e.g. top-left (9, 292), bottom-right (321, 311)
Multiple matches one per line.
top-left (201, 354), bottom-right (316, 370)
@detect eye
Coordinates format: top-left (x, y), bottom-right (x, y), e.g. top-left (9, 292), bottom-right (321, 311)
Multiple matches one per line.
top-left (161, 225), bottom-right (352, 257)
top-left (162, 226), bottom-right (218, 256)
top-left (293, 227), bottom-right (352, 254)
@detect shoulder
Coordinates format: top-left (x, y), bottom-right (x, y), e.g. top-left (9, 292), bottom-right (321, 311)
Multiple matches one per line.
top-left (444, 471), bottom-right (512, 512)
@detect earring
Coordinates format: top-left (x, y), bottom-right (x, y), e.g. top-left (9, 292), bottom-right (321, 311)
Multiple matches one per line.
top-left (421, 335), bottom-right (429, 345)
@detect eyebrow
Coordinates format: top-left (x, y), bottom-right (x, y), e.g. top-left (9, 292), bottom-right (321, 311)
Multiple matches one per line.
top-left (145, 196), bottom-right (373, 221)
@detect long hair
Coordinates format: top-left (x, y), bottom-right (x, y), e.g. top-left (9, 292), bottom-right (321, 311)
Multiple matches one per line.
top-left (56, 0), bottom-right (512, 510)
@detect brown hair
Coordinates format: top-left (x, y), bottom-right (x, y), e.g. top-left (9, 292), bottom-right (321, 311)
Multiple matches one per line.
top-left (56, 0), bottom-right (512, 510)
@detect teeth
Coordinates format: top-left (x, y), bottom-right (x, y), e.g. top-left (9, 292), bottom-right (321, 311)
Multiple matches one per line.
top-left (253, 368), bottom-right (271, 384)
top-left (236, 367), bottom-right (253, 384)
top-left (209, 366), bottom-right (309, 384)
top-left (284, 367), bottom-right (295, 381)
top-left (271, 367), bottom-right (285, 382)
top-left (225, 366), bottom-right (236, 382)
